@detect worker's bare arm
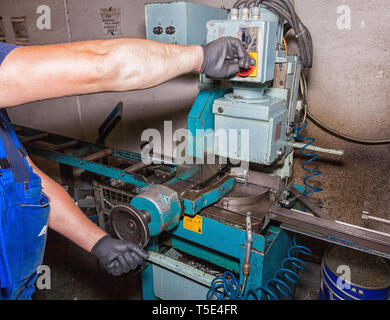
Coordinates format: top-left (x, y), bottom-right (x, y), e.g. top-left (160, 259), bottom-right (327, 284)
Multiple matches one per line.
top-left (0, 39), bottom-right (203, 107)
top-left (26, 157), bottom-right (107, 252)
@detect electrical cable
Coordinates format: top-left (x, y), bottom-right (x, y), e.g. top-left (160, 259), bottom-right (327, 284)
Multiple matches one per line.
top-left (282, 37), bottom-right (289, 56)
top-left (233, 0), bottom-right (312, 68)
top-left (233, 0), bottom-right (250, 9)
top-left (252, 0), bottom-right (313, 68)
top-left (245, 0), bottom-right (258, 8)
top-left (300, 70), bottom-right (390, 145)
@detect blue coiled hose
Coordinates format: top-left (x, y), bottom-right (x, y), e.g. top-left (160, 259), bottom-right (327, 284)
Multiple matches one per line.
top-left (207, 237), bottom-right (312, 300)
top-left (293, 120), bottom-right (323, 197)
top-left (206, 271), bottom-right (243, 300)
top-left (244, 236), bottom-right (312, 300)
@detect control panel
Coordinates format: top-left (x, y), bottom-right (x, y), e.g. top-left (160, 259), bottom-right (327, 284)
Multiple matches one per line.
top-left (145, 2), bottom-right (228, 46)
top-left (205, 19), bottom-right (278, 83)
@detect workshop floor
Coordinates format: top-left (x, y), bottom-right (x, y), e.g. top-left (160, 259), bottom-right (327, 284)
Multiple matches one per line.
top-left (32, 230), bottom-right (322, 300)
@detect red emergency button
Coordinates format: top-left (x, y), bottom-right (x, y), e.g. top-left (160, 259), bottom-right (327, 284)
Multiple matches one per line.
top-left (237, 64), bottom-right (255, 77)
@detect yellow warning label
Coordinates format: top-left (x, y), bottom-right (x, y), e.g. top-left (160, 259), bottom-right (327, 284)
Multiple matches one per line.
top-left (248, 51), bottom-right (258, 77)
top-left (183, 215), bottom-right (202, 234)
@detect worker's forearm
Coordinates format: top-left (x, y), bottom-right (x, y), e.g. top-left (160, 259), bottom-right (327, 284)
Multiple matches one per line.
top-left (0, 39), bottom-right (203, 107)
top-left (27, 159), bottom-right (106, 252)
top-left (102, 38), bottom-right (203, 91)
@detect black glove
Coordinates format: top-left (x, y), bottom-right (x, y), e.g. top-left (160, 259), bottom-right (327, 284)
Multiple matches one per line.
top-left (199, 37), bottom-right (256, 79)
top-left (90, 235), bottom-right (149, 276)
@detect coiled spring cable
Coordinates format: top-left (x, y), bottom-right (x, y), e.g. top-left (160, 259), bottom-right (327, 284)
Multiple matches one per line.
top-left (207, 236), bottom-right (312, 300)
top-left (245, 236), bottom-right (312, 300)
top-left (293, 120), bottom-right (323, 197)
top-left (206, 271), bottom-right (243, 300)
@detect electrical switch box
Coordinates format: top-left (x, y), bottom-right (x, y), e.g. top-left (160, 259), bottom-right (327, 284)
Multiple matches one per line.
top-left (206, 19), bottom-right (278, 83)
top-left (145, 1), bottom-right (228, 45)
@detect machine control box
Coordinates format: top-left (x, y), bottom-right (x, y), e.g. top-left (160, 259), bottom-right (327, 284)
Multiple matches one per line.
top-left (145, 2), bottom-right (228, 45)
top-left (206, 19), bottom-right (278, 83)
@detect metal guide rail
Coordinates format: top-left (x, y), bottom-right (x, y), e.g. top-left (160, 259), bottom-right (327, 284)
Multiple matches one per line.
top-left (268, 206), bottom-right (390, 259)
top-left (13, 124), bottom-right (176, 189)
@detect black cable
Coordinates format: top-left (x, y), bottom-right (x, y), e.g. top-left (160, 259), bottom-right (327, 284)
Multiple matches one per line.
top-left (299, 71), bottom-right (390, 145)
top-left (249, 0), bottom-right (313, 68)
top-left (233, 0), bottom-right (250, 8)
top-left (284, 23), bottom-right (292, 35)
top-left (307, 111), bottom-right (390, 145)
top-left (245, 0), bottom-right (258, 7)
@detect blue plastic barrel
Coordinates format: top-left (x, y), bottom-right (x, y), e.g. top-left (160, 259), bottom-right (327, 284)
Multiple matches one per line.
top-left (319, 245), bottom-right (390, 300)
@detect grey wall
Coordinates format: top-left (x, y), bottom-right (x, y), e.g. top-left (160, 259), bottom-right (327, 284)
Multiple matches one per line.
top-left (0, 0), bottom-right (389, 232)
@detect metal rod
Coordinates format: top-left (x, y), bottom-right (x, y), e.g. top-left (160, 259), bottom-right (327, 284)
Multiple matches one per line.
top-left (124, 158), bottom-right (153, 173)
top-left (73, 148), bottom-right (114, 176)
top-left (362, 214), bottom-right (390, 226)
top-left (113, 158), bottom-right (154, 189)
top-left (82, 148), bottom-right (114, 161)
top-left (21, 132), bottom-right (49, 143)
top-left (53, 139), bottom-right (79, 151)
top-left (291, 186), bottom-right (333, 220)
top-left (289, 142), bottom-right (344, 156)
top-left (29, 140), bottom-right (59, 151)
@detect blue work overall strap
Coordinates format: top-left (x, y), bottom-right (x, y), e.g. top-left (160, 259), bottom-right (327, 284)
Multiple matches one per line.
top-left (0, 113), bottom-right (30, 182)
top-left (0, 112), bottom-right (50, 300)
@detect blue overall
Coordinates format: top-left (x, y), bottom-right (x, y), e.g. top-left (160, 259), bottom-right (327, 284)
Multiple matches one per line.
top-left (0, 43), bottom-right (50, 299)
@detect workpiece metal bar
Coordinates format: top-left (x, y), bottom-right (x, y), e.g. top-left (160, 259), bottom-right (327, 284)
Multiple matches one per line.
top-left (290, 186), bottom-right (332, 220)
top-left (147, 251), bottom-right (216, 288)
top-left (268, 206), bottom-right (390, 259)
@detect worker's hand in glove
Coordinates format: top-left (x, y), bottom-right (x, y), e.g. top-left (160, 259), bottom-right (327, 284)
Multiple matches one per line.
top-left (90, 235), bottom-right (149, 276)
top-left (198, 36), bottom-right (256, 79)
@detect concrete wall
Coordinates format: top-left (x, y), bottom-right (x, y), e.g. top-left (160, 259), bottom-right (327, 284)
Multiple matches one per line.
top-left (0, 0), bottom-right (389, 232)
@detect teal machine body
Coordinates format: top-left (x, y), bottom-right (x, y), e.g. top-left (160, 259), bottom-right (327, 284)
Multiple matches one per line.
top-left (109, 1), bottom-right (306, 300)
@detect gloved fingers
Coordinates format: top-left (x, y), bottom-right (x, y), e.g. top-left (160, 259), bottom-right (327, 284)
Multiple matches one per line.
top-left (118, 254), bottom-right (131, 274)
top-left (124, 251), bottom-right (138, 270)
top-left (227, 37), bottom-right (248, 60)
top-left (110, 260), bottom-right (122, 276)
top-left (227, 51), bottom-right (255, 70)
top-left (239, 56), bottom-right (250, 69)
top-left (127, 251), bottom-right (144, 267)
top-left (225, 63), bottom-right (241, 78)
top-left (127, 242), bottom-right (149, 259)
